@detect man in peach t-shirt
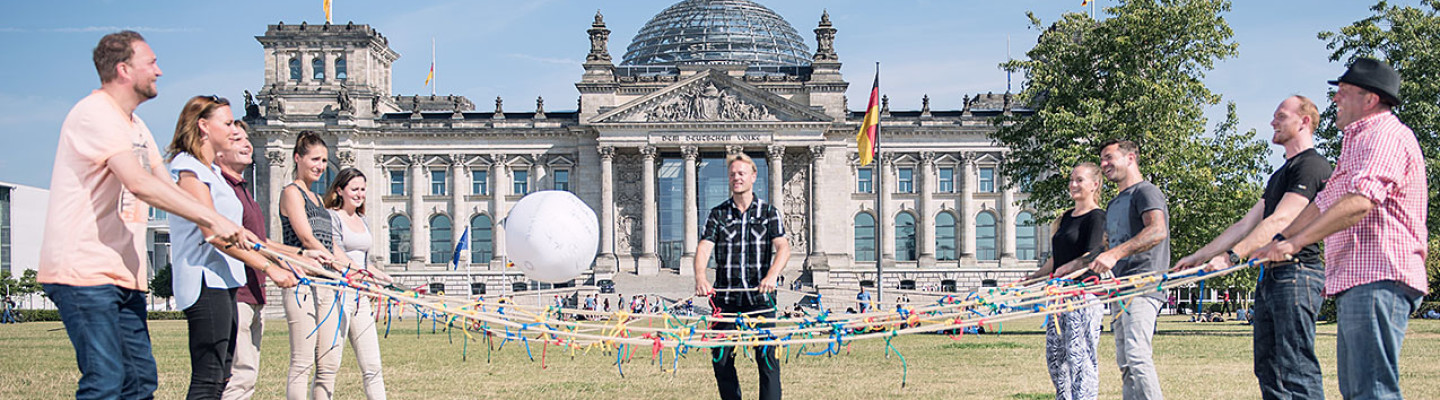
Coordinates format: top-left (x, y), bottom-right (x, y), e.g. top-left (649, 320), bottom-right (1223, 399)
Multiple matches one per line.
top-left (39, 31), bottom-right (244, 400)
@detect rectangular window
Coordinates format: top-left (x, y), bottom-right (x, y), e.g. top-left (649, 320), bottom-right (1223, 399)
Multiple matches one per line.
top-left (389, 170), bottom-right (405, 196)
top-left (472, 170), bottom-right (488, 195)
top-left (979, 167), bottom-right (995, 193)
top-left (857, 168), bottom-right (873, 193)
top-left (513, 170), bottom-right (529, 195)
top-left (939, 168), bottom-right (954, 193)
top-left (1, 187), bottom-right (9, 276)
top-left (898, 168), bottom-right (914, 193)
top-left (431, 170), bottom-right (447, 196)
top-left (553, 169), bottom-right (570, 192)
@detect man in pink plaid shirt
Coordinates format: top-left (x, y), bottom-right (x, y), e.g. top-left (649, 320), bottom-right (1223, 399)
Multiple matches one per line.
top-left (1256, 58), bottom-right (1428, 399)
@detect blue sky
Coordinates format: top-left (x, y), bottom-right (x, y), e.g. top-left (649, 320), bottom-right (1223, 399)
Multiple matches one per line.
top-left (0, 0), bottom-right (1392, 188)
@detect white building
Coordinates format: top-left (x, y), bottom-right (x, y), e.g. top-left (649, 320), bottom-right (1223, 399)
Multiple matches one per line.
top-left (245, 0), bottom-right (1052, 305)
top-left (0, 181), bottom-right (49, 309)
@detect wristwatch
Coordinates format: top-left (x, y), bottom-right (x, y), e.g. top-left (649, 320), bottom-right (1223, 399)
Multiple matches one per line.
top-left (1226, 249), bottom-right (1242, 265)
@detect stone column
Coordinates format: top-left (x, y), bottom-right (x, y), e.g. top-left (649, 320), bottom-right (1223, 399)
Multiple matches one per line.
top-left (918, 151), bottom-right (936, 265)
top-left (596, 146), bottom-right (618, 273)
top-left (999, 173), bottom-right (1017, 266)
top-left (679, 146), bottom-right (699, 277)
top-left (265, 150), bottom-right (288, 241)
top-left (324, 52), bottom-right (337, 85)
top-left (638, 146), bottom-right (660, 276)
top-left (958, 152), bottom-right (976, 266)
top-left (767, 145), bottom-right (785, 212)
top-left (301, 52), bottom-right (314, 83)
top-left (804, 145), bottom-right (829, 278)
top-left (450, 155), bottom-right (467, 265)
top-left (489, 154), bottom-right (509, 269)
top-left (408, 155), bottom-right (427, 266)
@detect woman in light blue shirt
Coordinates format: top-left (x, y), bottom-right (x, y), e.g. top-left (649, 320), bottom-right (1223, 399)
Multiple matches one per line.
top-left (166, 95), bottom-right (297, 399)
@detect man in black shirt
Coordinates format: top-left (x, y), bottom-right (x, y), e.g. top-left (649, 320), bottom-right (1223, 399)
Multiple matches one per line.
top-left (694, 152), bottom-right (790, 400)
top-left (1175, 95), bottom-right (1332, 399)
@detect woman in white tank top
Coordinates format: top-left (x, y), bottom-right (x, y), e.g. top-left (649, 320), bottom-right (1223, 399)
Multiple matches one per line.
top-left (322, 167), bottom-right (392, 399)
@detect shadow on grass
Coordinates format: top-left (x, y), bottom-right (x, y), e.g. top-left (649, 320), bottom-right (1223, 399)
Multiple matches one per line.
top-left (942, 341), bottom-right (1033, 350)
top-left (1009, 393), bottom-right (1053, 399)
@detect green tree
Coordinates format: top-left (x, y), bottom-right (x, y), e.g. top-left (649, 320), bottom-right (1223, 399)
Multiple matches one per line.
top-left (1317, 0), bottom-right (1440, 237)
top-left (150, 263), bottom-right (174, 310)
top-left (0, 271), bottom-right (19, 297)
top-left (994, 0), bottom-right (1269, 292)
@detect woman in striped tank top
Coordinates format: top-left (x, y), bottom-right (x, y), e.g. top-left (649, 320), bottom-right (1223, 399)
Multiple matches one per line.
top-left (278, 131), bottom-right (348, 400)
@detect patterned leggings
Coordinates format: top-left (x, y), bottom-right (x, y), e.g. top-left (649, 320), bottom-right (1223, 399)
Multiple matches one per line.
top-left (1045, 297), bottom-right (1103, 400)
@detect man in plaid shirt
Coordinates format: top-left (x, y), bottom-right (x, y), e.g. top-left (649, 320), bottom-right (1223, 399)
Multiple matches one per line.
top-left (1256, 58), bottom-right (1428, 399)
top-left (694, 153), bottom-right (790, 400)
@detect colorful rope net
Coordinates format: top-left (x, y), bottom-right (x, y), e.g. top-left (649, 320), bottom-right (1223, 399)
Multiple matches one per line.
top-left (255, 241), bottom-right (1255, 384)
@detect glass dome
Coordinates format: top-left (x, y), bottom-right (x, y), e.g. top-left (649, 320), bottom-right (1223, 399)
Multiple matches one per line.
top-left (622, 0), bottom-right (811, 67)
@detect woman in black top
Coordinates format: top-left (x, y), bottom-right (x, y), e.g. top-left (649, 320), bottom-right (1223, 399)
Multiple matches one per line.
top-left (1026, 163), bottom-right (1107, 400)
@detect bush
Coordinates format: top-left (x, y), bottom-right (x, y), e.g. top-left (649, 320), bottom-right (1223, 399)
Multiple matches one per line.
top-left (13, 309), bottom-right (186, 322)
top-left (148, 311), bottom-right (186, 320)
top-left (17, 309), bottom-right (61, 322)
top-left (1412, 301), bottom-right (1440, 318)
top-left (1318, 297), bottom-right (1338, 322)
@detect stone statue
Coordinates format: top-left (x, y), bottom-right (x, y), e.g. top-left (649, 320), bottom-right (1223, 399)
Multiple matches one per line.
top-left (242, 90), bottom-right (260, 119)
top-left (587, 10), bottom-right (612, 62)
top-left (410, 96), bottom-right (421, 118)
top-left (371, 96), bottom-right (380, 115)
top-left (694, 84), bottom-right (721, 120)
top-left (814, 11), bottom-right (838, 61)
top-left (494, 96), bottom-right (504, 115)
top-left (534, 96), bottom-right (546, 119)
top-left (336, 83), bottom-right (352, 113)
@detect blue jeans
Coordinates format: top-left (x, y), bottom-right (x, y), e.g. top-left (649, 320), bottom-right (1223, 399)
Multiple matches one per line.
top-left (1336, 280), bottom-right (1422, 400)
top-left (44, 283), bottom-right (158, 400)
top-left (1252, 262), bottom-right (1325, 400)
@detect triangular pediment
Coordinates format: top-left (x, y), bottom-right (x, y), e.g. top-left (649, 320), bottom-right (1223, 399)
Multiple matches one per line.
top-left (592, 69), bottom-right (832, 124)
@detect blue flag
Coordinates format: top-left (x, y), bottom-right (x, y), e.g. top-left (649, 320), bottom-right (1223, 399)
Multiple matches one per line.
top-left (452, 225), bottom-right (470, 270)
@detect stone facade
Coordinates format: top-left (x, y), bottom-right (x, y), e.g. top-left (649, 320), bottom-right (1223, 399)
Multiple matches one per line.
top-left (245, 8), bottom-right (1049, 306)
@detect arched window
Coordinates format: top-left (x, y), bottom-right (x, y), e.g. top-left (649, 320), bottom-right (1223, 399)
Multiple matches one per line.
top-left (854, 213), bottom-right (876, 262)
top-left (895, 212), bottom-right (917, 261)
top-left (1016, 212), bottom-right (1037, 260)
top-left (430, 215), bottom-right (452, 263)
top-left (388, 215), bottom-right (411, 263)
top-left (289, 58), bottom-right (301, 81)
top-left (935, 212), bottom-right (957, 261)
top-left (976, 211), bottom-right (997, 261)
top-left (312, 57), bottom-right (325, 81)
top-left (335, 57), bottom-right (347, 80)
top-left (470, 215), bottom-right (493, 264)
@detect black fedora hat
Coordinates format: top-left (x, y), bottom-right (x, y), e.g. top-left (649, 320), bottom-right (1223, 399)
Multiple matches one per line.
top-left (1328, 57), bottom-right (1401, 106)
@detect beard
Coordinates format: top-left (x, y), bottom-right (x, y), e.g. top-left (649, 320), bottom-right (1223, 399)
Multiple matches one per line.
top-left (135, 79), bottom-right (158, 100)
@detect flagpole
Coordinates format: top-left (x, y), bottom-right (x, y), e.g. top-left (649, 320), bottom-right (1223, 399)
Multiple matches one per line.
top-left (430, 37), bottom-right (437, 96)
top-left (873, 61), bottom-right (884, 307)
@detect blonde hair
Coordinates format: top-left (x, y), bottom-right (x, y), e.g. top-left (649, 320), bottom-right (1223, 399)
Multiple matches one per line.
top-left (726, 153), bottom-right (758, 174)
top-left (1290, 95), bottom-right (1320, 132)
top-left (1075, 162), bottom-right (1103, 195)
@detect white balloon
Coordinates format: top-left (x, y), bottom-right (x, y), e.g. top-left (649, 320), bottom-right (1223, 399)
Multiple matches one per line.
top-left (504, 190), bottom-right (600, 283)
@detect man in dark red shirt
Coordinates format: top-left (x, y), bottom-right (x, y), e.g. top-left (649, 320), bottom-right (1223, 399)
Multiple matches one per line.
top-left (217, 120), bottom-right (324, 399)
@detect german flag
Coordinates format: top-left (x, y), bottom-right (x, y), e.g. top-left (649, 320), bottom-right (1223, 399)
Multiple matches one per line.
top-left (855, 72), bottom-right (880, 166)
top-left (425, 63), bottom-right (434, 87)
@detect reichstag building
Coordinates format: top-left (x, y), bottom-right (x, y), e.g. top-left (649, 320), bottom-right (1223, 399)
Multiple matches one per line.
top-left (244, 0), bottom-right (1045, 304)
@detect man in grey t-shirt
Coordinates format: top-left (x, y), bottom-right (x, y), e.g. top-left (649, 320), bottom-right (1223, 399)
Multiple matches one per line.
top-left (1089, 139), bottom-right (1171, 400)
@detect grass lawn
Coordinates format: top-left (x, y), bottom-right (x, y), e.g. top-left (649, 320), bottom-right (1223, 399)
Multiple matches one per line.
top-left (3, 315), bottom-right (1439, 399)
